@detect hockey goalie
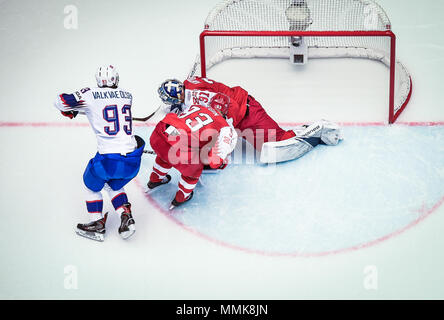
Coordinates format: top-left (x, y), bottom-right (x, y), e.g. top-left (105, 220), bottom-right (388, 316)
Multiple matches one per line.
top-left (156, 76), bottom-right (342, 164)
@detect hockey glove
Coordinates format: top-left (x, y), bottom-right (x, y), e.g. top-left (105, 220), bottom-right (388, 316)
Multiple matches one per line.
top-left (208, 149), bottom-right (228, 170)
top-left (61, 111), bottom-right (78, 119)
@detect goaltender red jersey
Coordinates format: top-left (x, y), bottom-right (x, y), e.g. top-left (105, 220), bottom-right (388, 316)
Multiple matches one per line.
top-left (183, 76), bottom-right (248, 127)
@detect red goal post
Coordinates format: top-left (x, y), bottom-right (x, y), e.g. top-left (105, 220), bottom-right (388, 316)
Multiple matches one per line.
top-left (193, 0), bottom-right (413, 124)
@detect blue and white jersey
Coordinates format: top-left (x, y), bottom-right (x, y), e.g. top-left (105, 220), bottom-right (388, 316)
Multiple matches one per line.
top-left (54, 87), bottom-right (136, 155)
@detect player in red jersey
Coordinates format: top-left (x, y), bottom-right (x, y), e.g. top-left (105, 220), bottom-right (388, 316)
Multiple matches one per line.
top-left (157, 77), bottom-right (342, 164)
top-left (147, 90), bottom-right (237, 209)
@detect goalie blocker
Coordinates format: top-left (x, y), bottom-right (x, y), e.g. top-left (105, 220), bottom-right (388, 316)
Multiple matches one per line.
top-left (260, 120), bottom-right (342, 164)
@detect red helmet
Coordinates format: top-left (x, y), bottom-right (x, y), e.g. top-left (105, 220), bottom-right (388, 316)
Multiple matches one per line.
top-left (209, 93), bottom-right (230, 117)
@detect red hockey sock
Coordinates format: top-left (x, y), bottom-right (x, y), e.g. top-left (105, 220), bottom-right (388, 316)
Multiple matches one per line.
top-left (175, 175), bottom-right (199, 202)
top-left (150, 156), bottom-right (172, 182)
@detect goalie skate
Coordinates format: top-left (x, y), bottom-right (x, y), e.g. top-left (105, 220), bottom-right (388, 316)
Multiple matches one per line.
top-left (76, 213), bottom-right (108, 242)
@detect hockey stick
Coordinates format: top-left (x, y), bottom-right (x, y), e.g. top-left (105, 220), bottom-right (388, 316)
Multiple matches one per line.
top-left (187, 54), bottom-right (201, 79)
top-left (143, 150), bottom-right (156, 155)
top-left (132, 105), bottom-right (162, 122)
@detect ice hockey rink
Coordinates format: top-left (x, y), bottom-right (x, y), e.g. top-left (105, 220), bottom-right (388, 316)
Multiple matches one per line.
top-left (0, 0), bottom-right (443, 299)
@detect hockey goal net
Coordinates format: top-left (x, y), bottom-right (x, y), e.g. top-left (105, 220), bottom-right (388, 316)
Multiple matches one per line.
top-left (190, 0), bottom-right (412, 124)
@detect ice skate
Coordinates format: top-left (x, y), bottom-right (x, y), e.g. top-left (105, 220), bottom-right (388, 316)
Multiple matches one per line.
top-left (118, 203), bottom-right (136, 240)
top-left (76, 213), bottom-right (108, 242)
top-left (147, 174), bottom-right (171, 191)
top-left (202, 165), bottom-right (221, 174)
top-left (169, 191), bottom-right (194, 210)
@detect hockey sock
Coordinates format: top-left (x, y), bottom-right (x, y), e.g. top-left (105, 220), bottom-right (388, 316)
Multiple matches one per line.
top-left (85, 187), bottom-right (104, 221)
top-left (107, 188), bottom-right (129, 215)
top-left (150, 156), bottom-right (172, 183)
top-left (175, 175), bottom-right (199, 203)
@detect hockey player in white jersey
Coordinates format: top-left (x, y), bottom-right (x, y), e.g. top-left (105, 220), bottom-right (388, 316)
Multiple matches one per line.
top-left (54, 65), bottom-right (144, 241)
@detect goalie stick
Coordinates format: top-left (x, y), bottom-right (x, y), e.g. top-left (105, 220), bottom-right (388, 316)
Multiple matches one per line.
top-left (187, 55), bottom-right (201, 79)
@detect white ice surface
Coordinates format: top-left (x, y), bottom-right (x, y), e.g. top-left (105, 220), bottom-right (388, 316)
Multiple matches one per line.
top-left (0, 0), bottom-right (444, 299)
top-left (138, 125), bottom-right (444, 256)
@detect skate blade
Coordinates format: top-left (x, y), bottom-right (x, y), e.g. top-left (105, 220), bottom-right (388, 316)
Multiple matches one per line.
top-left (145, 184), bottom-right (165, 194)
top-left (119, 225), bottom-right (136, 240)
top-left (76, 229), bottom-right (105, 242)
top-left (146, 175), bottom-right (172, 193)
top-left (145, 186), bottom-right (161, 194)
top-left (169, 191), bottom-right (193, 210)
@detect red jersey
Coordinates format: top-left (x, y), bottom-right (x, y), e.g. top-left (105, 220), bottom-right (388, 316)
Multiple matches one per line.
top-left (183, 77), bottom-right (249, 127)
top-left (158, 104), bottom-right (237, 167)
top-left (150, 106), bottom-right (238, 178)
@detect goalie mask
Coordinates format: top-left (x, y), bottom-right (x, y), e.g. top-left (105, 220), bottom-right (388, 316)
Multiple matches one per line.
top-left (96, 65), bottom-right (119, 88)
top-left (209, 93), bottom-right (230, 118)
top-left (158, 79), bottom-right (184, 105)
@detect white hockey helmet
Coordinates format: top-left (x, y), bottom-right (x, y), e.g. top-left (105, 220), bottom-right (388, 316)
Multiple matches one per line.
top-left (95, 65), bottom-right (119, 88)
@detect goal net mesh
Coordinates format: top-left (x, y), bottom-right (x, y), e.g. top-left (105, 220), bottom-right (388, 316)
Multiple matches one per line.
top-left (191, 0), bottom-right (411, 121)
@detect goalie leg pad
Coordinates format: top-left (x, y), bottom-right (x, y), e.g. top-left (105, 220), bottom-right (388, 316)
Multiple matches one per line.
top-left (260, 137), bottom-right (314, 164)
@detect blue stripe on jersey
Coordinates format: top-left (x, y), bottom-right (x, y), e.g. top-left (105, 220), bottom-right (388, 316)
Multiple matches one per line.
top-left (86, 200), bottom-right (103, 213)
top-left (111, 193), bottom-right (128, 210)
top-left (60, 93), bottom-right (84, 108)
